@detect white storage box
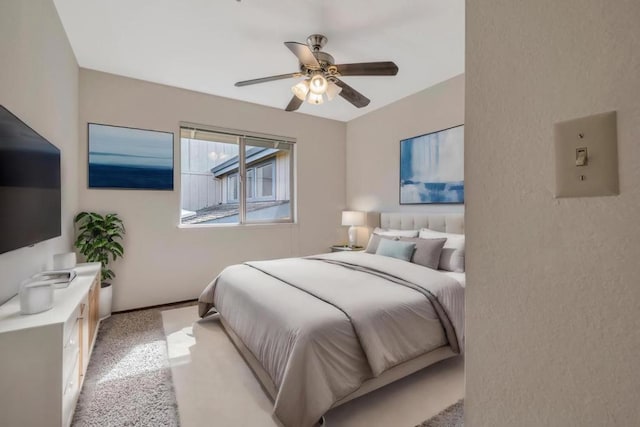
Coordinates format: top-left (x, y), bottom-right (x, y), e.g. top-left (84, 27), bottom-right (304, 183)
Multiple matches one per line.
top-left (19, 281), bottom-right (54, 315)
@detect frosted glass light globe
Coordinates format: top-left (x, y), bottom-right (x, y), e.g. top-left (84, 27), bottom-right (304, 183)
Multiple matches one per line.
top-left (309, 74), bottom-right (328, 94)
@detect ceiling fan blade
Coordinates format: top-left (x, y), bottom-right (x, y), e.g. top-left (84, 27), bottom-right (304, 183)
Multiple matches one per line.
top-left (284, 42), bottom-right (320, 68)
top-left (285, 95), bottom-right (303, 112)
top-left (333, 79), bottom-right (370, 108)
top-left (335, 61), bottom-right (399, 76)
top-left (235, 72), bottom-right (301, 87)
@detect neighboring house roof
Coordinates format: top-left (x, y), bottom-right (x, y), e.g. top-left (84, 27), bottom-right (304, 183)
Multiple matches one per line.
top-left (211, 147), bottom-right (277, 177)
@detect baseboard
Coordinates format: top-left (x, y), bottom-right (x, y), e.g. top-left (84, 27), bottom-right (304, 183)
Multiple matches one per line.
top-left (113, 299), bottom-right (198, 314)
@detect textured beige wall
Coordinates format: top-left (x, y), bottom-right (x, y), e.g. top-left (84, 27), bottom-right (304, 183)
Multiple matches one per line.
top-left (346, 74), bottom-right (465, 214)
top-left (79, 69), bottom-right (347, 311)
top-left (465, 1), bottom-right (640, 426)
top-left (0, 0), bottom-right (79, 304)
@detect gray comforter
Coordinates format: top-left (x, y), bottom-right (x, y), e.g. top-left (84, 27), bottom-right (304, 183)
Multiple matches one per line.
top-left (198, 252), bottom-right (465, 427)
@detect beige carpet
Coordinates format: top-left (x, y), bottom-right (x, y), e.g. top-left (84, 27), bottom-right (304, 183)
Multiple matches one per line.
top-left (416, 400), bottom-right (463, 427)
top-left (161, 306), bottom-right (464, 427)
top-left (74, 307), bottom-right (179, 426)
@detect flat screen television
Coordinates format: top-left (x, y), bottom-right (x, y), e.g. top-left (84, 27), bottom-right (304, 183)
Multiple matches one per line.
top-left (0, 105), bottom-right (61, 255)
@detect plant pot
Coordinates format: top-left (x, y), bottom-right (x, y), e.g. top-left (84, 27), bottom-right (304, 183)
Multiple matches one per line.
top-left (99, 282), bottom-right (113, 320)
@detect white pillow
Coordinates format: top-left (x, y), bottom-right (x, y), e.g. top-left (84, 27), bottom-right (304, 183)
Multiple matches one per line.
top-left (419, 228), bottom-right (465, 272)
top-left (373, 227), bottom-right (419, 238)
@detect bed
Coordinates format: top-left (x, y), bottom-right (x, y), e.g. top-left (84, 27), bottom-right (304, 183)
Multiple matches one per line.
top-left (198, 213), bottom-right (465, 427)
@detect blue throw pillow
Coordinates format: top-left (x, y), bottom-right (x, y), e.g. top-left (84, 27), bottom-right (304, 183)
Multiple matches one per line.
top-left (375, 238), bottom-right (416, 261)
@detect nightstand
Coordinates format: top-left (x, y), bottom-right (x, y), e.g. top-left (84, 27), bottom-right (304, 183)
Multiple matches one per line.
top-left (331, 245), bottom-right (365, 252)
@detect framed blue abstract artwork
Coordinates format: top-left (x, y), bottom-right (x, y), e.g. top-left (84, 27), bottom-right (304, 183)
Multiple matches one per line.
top-left (400, 125), bottom-right (464, 204)
top-left (88, 123), bottom-right (174, 190)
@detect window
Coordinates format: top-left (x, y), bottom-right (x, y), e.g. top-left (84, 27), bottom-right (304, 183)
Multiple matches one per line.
top-left (227, 174), bottom-right (239, 202)
top-left (243, 161), bottom-right (274, 201)
top-left (256, 162), bottom-right (274, 199)
top-left (180, 124), bottom-right (294, 225)
top-left (246, 168), bottom-right (255, 200)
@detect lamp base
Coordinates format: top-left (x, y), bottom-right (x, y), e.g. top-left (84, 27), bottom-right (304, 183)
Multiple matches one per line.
top-left (348, 225), bottom-right (357, 247)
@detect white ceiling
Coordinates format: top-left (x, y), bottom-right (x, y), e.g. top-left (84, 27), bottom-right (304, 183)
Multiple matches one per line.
top-left (53, 0), bottom-right (464, 122)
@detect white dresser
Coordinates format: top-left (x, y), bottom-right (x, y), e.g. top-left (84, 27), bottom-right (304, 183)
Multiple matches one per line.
top-left (0, 263), bottom-right (101, 427)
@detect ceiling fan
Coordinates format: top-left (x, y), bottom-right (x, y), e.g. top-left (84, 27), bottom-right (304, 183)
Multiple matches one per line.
top-left (234, 34), bottom-right (399, 112)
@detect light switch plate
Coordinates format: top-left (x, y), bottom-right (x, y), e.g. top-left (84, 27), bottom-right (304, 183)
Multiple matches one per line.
top-left (554, 111), bottom-right (619, 198)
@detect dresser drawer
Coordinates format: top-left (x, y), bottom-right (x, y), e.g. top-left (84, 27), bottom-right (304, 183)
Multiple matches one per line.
top-left (62, 354), bottom-right (80, 427)
top-left (62, 324), bottom-right (80, 384)
top-left (63, 303), bottom-right (81, 346)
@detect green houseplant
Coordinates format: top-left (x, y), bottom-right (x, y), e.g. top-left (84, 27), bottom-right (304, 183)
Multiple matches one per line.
top-left (74, 212), bottom-right (125, 318)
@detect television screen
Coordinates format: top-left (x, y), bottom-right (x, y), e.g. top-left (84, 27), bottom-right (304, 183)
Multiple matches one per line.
top-left (0, 105), bottom-right (61, 255)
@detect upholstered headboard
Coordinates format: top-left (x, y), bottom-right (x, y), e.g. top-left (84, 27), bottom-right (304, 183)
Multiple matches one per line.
top-left (380, 213), bottom-right (464, 234)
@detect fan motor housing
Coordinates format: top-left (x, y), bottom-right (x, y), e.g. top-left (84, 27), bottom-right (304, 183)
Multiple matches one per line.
top-left (307, 34), bottom-right (328, 51)
top-left (313, 52), bottom-right (334, 68)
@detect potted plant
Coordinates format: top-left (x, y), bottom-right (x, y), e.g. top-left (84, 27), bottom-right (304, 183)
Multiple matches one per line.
top-left (73, 212), bottom-right (125, 319)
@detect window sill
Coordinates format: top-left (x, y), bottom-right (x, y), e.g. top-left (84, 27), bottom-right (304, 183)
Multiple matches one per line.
top-left (178, 222), bottom-right (297, 230)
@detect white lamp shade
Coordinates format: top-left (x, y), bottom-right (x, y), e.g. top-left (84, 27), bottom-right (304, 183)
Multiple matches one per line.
top-left (307, 92), bottom-right (324, 105)
top-left (291, 80), bottom-right (310, 101)
top-left (341, 211), bottom-right (366, 226)
top-left (309, 74), bottom-right (328, 94)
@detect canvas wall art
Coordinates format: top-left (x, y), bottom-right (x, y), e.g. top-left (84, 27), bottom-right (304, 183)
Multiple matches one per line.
top-left (400, 125), bottom-right (464, 204)
top-left (88, 123), bottom-right (174, 190)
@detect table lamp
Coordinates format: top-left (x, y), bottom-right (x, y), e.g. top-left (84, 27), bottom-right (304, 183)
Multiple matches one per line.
top-left (342, 211), bottom-right (366, 247)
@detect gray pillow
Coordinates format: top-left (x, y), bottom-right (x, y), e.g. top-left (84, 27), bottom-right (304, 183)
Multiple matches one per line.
top-left (375, 239), bottom-right (416, 261)
top-left (366, 228), bottom-right (421, 253)
top-left (365, 234), bottom-right (383, 253)
top-left (418, 229), bottom-right (465, 272)
top-left (365, 234), bottom-right (398, 253)
top-left (439, 248), bottom-right (465, 272)
top-left (399, 237), bottom-right (447, 269)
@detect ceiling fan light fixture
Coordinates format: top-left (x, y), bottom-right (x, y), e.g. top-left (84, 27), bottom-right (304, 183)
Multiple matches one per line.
top-left (326, 81), bottom-right (342, 101)
top-left (307, 92), bottom-right (324, 105)
top-left (235, 34), bottom-right (397, 112)
top-left (291, 80), bottom-right (310, 101)
top-left (309, 74), bottom-right (328, 95)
